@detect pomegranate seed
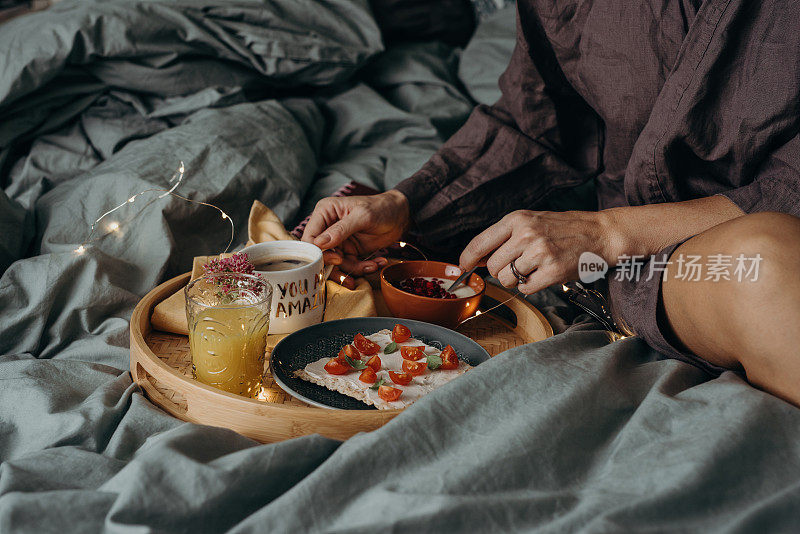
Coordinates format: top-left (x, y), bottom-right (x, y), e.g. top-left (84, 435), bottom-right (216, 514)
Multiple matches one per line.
top-left (393, 277), bottom-right (460, 299)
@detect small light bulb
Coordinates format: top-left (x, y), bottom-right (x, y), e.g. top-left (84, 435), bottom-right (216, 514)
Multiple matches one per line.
top-left (75, 245), bottom-right (86, 254)
top-left (475, 310), bottom-right (482, 316)
top-left (399, 241), bottom-right (407, 248)
top-left (561, 284), bottom-right (569, 292)
top-left (339, 274), bottom-right (347, 284)
top-left (221, 213), bottom-right (228, 220)
top-left (128, 196), bottom-right (136, 203)
top-left (108, 222), bottom-right (119, 232)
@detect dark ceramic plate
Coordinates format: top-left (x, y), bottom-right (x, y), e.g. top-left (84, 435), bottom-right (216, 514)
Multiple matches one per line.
top-left (270, 317), bottom-right (491, 410)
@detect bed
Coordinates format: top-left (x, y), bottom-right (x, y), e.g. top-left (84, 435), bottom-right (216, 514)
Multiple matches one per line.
top-left (1, 1), bottom-right (799, 531)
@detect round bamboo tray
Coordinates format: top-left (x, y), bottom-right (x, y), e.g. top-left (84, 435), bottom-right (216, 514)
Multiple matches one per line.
top-left (130, 272), bottom-right (553, 443)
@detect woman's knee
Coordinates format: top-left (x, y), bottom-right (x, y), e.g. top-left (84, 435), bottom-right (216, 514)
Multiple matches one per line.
top-left (718, 213), bottom-right (800, 401)
top-left (724, 211), bottom-right (800, 250)
top-left (715, 212), bottom-right (800, 296)
top-left (660, 211), bottom-right (800, 366)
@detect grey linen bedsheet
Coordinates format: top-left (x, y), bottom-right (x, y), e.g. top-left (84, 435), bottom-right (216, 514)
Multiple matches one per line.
top-left (1, 2), bottom-right (799, 532)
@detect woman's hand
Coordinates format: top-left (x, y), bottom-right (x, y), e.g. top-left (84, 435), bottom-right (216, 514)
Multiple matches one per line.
top-left (302, 190), bottom-right (410, 287)
top-left (459, 210), bottom-right (617, 295)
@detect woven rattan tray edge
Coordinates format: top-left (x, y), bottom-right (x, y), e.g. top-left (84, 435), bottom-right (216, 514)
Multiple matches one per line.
top-left (130, 272), bottom-right (552, 443)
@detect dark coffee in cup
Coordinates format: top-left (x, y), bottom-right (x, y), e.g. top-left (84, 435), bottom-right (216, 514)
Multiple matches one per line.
top-left (254, 258), bottom-right (311, 271)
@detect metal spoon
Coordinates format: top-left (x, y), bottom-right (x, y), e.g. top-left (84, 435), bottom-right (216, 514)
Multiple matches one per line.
top-left (447, 267), bottom-right (477, 293)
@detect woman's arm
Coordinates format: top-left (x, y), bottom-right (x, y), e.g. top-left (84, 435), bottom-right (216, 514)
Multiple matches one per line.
top-left (599, 133), bottom-right (800, 266)
top-left (601, 195), bottom-right (745, 263)
top-left (303, 4), bottom-right (600, 281)
top-left (459, 195), bottom-right (745, 294)
top-left (395, 5), bottom-right (601, 253)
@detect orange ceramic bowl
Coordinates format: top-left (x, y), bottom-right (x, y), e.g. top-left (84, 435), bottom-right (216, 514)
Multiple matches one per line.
top-left (379, 261), bottom-right (485, 329)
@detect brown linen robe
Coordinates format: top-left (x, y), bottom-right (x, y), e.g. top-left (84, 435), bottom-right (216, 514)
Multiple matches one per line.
top-left (395, 0), bottom-right (800, 373)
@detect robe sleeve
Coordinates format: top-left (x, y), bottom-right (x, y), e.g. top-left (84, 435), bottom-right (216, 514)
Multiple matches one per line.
top-left (394, 6), bottom-right (601, 252)
top-left (719, 134), bottom-right (800, 217)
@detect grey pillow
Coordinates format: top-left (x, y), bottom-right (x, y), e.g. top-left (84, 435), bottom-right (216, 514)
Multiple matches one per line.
top-left (0, 0), bottom-right (383, 108)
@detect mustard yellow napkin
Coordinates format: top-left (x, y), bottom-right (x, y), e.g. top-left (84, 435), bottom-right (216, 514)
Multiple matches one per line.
top-left (150, 200), bottom-right (377, 335)
top-left (245, 200), bottom-right (293, 245)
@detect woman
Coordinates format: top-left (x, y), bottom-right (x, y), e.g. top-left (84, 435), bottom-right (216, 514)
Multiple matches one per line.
top-left (302, 0), bottom-right (800, 406)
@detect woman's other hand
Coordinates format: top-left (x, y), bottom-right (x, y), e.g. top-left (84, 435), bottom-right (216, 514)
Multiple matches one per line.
top-left (459, 210), bottom-right (618, 295)
top-left (302, 190), bottom-right (411, 287)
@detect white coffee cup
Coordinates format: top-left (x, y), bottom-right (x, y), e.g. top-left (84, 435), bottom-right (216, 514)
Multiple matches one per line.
top-left (240, 241), bottom-right (325, 334)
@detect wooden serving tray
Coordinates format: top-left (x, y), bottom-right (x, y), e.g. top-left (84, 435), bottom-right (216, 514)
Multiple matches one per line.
top-left (130, 272), bottom-right (553, 443)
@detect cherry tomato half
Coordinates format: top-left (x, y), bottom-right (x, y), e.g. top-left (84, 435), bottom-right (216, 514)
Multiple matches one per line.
top-left (353, 333), bottom-right (380, 355)
top-left (439, 345), bottom-right (459, 370)
top-left (366, 355), bottom-right (382, 372)
top-left (400, 346), bottom-right (425, 361)
top-left (402, 359), bottom-right (427, 376)
top-left (392, 324), bottom-right (411, 343)
top-left (338, 344), bottom-right (361, 361)
top-left (389, 371), bottom-right (413, 386)
top-left (359, 367), bottom-right (377, 384)
top-left (378, 385), bottom-right (403, 402)
top-left (324, 358), bottom-right (351, 375)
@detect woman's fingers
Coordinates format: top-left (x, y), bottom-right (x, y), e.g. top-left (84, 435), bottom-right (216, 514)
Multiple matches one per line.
top-left (361, 261), bottom-right (379, 274)
top-left (341, 239), bottom-right (361, 258)
top-left (323, 243), bottom-right (387, 278)
top-left (316, 210), bottom-right (370, 250)
top-left (496, 250), bottom-right (537, 288)
top-left (500, 248), bottom-right (557, 295)
top-left (460, 223), bottom-right (512, 270)
top-left (516, 266), bottom-right (557, 295)
top-left (302, 199), bottom-right (337, 244)
top-left (330, 267), bottom-right (356, 290)
top-left (301, 199), bottom-right (371, 251)
top-left (485, 240), bottom-right (524, 278)
top-left (496, 263), bottom-right (518, 288)
top-left (322, 250), bottom-right (343, 265)
top-left (327, 253), bottom-right (389, 281)
top-left (335, 255), bottom-right (378, 276)
top-left (335, 255), bottom-right (360, 274)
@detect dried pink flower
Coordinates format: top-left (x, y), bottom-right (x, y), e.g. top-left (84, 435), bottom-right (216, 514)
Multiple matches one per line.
top-left (203, 253), bottom-right (265, 300)
top-left (203, 253), bottom-right (255, 276)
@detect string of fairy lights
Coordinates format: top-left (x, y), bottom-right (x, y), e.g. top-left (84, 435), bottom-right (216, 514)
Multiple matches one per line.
top-left (73, 162), bottom-right (430, 276)
top-left (74, 161), bottom-right (528, 330)
top-left (73, 162), bottom-right (235, 255)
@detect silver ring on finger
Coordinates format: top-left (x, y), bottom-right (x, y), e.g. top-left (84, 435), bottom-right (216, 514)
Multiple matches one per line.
top-left (510, 259), bottom-right (528, 284)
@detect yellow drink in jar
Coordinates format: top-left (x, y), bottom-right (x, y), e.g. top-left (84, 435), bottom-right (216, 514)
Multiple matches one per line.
top-left (188, 306), bottom-right (269, 397)
top-left (185, 272), bottom-right (272, 398)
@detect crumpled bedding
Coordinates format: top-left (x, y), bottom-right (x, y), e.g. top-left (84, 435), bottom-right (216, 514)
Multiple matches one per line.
top-left (1, 2), bottom-right (799, 532)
